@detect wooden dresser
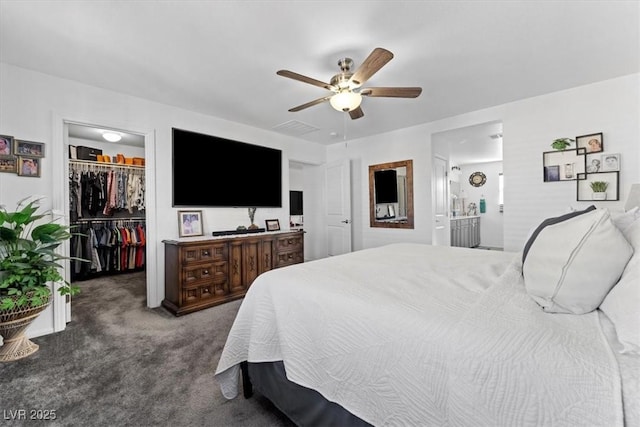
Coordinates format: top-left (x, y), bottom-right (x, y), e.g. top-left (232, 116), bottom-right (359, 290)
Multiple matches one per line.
top-left (162, 230), bottom-right (304, 316)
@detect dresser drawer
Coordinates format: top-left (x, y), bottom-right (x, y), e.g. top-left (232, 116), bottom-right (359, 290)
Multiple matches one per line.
top-left (275, 235), bottom-right (303, 252)
top-left (274, 250), bottom-right (303, 268)
top-left (182, 261), bottom-right (227, 284)
top-left (181, 243), bottom-right (228, 264)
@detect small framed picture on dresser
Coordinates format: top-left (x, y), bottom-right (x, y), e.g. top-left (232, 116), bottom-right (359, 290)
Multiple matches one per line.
top-left (265, 219), bottom-right (280, 232)
top-left (178, 210), bottom-right (203, 237)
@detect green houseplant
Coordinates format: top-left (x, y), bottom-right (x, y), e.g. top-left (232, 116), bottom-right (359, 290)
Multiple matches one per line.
top-left (551, 138), bottom-right (575, 150)
top-left (590, 181), bottom-right (608, 200)
top-left (0, 197), bottom-right (81, 361)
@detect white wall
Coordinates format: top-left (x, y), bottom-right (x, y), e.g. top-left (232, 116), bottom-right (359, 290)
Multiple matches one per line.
top-left (328, 73), bottom-right (640, 253)
top-left (0, 62), bottom-right (326, 338)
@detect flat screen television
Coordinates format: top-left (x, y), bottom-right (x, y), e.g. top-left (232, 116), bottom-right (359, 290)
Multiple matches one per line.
top-left (289, 191), bottom-right (303, 215)
top-left (172, 128), bottom-right (282, 207)
top-left (374, 169), bottom-right (398, 204)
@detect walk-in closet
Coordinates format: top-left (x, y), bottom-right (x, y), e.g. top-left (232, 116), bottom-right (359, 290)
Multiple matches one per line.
top-left (66, 124), bottom-right (147, 286)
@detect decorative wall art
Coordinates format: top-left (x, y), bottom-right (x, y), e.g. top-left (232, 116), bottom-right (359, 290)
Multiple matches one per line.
top-left (543, 131), bottom-right (622, 202)
top-left (0, 134), bottom-right (45, 178)
top-left (600, 153), bottom-right (620, 172)
top-left (469, 171), bottom-right (486, 187)
top-left (0, 135), bottom-right (14, 156)
top-left (542, 148), bottom-right (586, 182)
top-left (14, 140), bottom-right (45, 157)
top-left (576, 171), bottom-right (619, 201)
top-left (0, 157), bottom-right (17, 173)
top-left (576, 132), bottom-right (603, 154)
top-left (17, 157), bottom-right (40, 177)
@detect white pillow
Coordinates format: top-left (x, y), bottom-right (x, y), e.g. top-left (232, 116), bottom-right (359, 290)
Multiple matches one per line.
top-left (610, 206), bottom-right (640, 233)
top-left (523, 208), bottom-right (633, 314)
top-left (599, 219), bottom-right (640, 353)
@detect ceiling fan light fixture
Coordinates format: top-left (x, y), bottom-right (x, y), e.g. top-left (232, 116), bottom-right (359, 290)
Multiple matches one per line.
top-left (102, 132), bottom-right (122, 142)
top-left (330, 90), bottom-right (362, 112)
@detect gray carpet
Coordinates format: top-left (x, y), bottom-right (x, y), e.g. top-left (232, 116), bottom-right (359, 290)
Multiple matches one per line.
top-left (0, 272), bottom-right (295, 427)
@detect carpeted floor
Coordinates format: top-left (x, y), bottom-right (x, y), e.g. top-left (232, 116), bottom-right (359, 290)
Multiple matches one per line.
top-left (0, 272), bottom-right (294, 427)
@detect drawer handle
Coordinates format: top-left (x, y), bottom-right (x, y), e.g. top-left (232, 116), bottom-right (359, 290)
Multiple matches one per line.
top-left (202, 251), bottom-right (210, 256)
top-left (287, 254), bottom-right (293, 259)
top-left (203, 270), bottom-right (209, 275)
top-left (287, 239), bottom-right (293, 244)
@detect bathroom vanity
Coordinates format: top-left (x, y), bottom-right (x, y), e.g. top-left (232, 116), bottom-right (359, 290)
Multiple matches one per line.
top-left (450, 216), bottom-right (481, 248)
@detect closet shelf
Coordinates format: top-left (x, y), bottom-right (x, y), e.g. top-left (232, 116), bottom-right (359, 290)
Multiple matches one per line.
top-left (73, 217), bottom-right (146, 223)
top-left (69, 159), bottom-right (144, 170)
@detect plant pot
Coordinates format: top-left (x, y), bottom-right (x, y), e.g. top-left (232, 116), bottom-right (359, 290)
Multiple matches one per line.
top-left (592, 192), bottom-right (607, 201)
top-left (0, 297), bottom-right (51, 362)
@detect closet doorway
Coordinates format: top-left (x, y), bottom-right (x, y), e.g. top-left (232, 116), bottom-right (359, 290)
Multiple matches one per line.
top-left (67, 122), bottom-right (147, 281)
top-left (51, 119), bottom-right (157, 328)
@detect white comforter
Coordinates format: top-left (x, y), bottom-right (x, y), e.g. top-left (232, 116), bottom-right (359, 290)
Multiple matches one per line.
top-left (215, 243), bottom-right (623, 426)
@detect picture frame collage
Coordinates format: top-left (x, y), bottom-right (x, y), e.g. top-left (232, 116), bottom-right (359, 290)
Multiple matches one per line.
top-left (542, 132), bottom-right (621, 201)
top-left (0, 134), bottom-right (45, 177)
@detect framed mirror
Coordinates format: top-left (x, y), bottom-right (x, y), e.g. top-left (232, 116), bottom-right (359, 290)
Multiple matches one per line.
top-left (369, 159), bottom-right (414, 229)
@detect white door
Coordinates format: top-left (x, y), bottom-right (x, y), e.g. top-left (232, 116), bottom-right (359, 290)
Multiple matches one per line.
top-left (432, 155), bottom-right (449, 246)
top-left (325, 159), bottom-right (352, 256)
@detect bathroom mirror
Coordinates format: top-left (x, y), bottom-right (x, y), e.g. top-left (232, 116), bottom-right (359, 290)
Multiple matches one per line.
top-left (369, 159), bottom-right (414, 229)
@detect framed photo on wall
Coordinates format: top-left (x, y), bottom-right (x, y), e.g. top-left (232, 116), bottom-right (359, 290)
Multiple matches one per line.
top-left (265, 219), bottom-right (280, 232)
top-left (0, 157), bottom-right (17, 173)
top-left (600, 153), bottom-right (620, 172)
top-left (0, 135), bottom-right (14, 157)
top-left (178, 210), bottom-right (203, 237)
top-left (14, 140), bottom-right (45, 158)
top-left (576, 132), bottom-right (603, 154)
top-left (17, 157), bottom-right (40, 177)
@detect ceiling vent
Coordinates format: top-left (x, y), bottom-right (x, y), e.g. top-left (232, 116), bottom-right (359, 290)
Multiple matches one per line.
top-left (272, 120), bottom-right (319, 136)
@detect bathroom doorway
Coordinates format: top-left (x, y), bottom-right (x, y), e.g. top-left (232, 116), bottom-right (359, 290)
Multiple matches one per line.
top-left (431, 120), bottom-right (504, 249)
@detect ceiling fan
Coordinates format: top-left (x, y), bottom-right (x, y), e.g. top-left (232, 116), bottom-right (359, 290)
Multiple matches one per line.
top-left (277, 47), bottom-right (422, 120)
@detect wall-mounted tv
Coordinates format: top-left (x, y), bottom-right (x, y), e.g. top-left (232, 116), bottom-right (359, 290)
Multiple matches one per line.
top-left (172, 128), bottom-right (282, 207)
top-left (374, 169), bottom-right (398, 204)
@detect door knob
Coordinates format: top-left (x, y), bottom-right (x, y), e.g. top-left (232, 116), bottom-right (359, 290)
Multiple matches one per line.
top-left (341, 219), bottom-right (351, 224)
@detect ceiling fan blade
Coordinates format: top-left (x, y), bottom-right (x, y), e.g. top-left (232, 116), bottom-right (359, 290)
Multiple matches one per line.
top-left (349, 47), bottom-right (394, 87)
top-left (349, 107), bottom-right (364, 120)
top-left (277, 70), bottom-right (336, 91)
top-left (360, 87), bottom-right (423, 98)
top-left (288, 96), bottom-right (332, 112)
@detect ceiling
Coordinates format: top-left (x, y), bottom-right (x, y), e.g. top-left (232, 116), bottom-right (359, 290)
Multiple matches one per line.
top-left (434, 120), bottom-right (503, 166)
top-left (1, 1), bottom-right (638, 147)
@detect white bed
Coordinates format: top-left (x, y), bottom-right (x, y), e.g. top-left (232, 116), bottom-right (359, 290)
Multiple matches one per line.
top-left (215, 207), bottom-right (639, 426)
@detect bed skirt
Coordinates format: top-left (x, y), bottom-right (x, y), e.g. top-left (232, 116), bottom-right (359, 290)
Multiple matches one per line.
top-left (243, 361), bottom-right (372, 427)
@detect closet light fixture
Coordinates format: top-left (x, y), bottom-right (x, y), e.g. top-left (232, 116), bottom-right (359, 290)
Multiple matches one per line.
top-left (102, 132), bottom-right (122, 142)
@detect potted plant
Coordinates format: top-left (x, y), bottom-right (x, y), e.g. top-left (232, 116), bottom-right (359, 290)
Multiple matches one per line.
top-left (551, 138), bottom-right (575, 150)
top-left (590, 181), bottom-right (609, 200)
top-left (0, 197), bottom-right (80, 361)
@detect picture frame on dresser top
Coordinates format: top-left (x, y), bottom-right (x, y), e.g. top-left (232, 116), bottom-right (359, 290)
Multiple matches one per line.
top-left (577, 171), bottom-right (619, 201)
top-left (178, 210), bottom-right (203, 237)
top-left (265, 219), bottom-right (280, 231)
